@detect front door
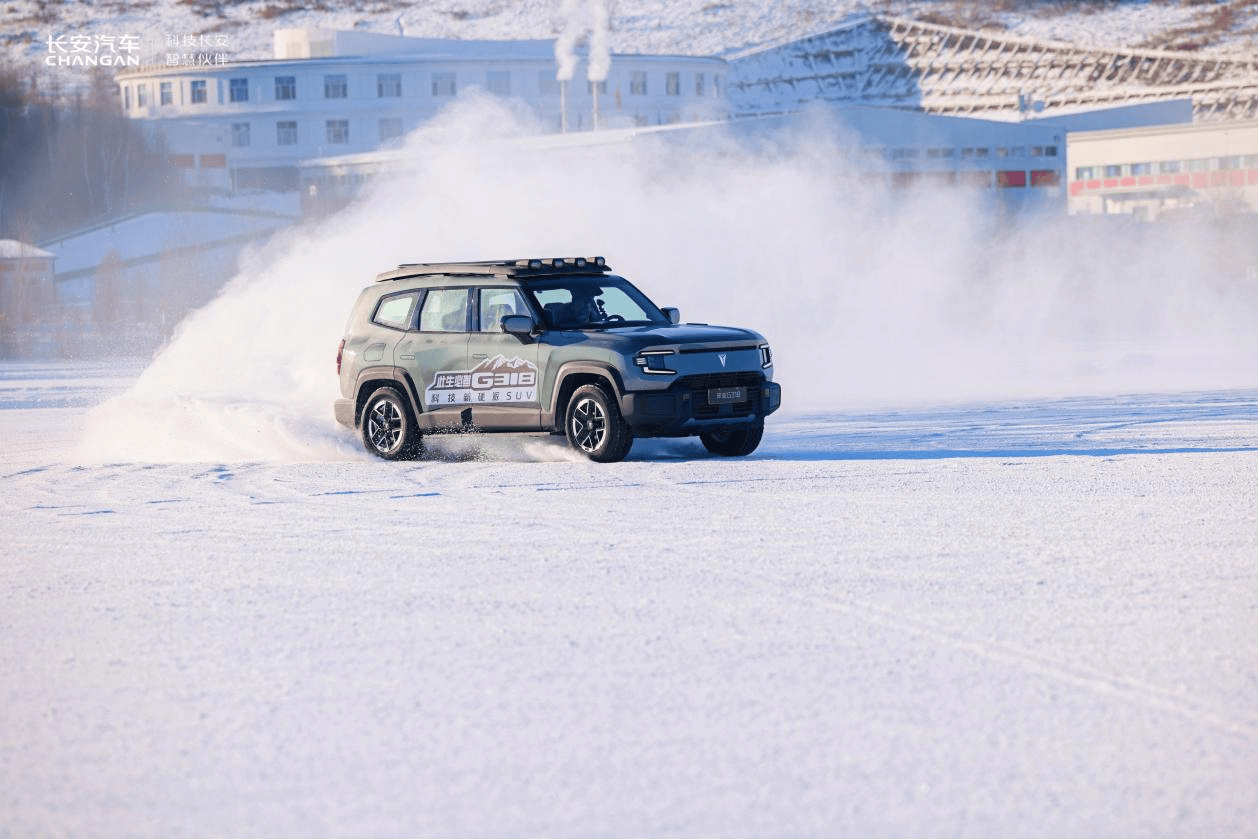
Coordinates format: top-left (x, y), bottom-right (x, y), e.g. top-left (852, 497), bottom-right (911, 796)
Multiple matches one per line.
top-left (464, 286), bottom-right (540, 431)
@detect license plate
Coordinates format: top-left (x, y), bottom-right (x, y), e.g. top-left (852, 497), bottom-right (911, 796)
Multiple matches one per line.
top-left (708, 387), bottom-right (746, 403)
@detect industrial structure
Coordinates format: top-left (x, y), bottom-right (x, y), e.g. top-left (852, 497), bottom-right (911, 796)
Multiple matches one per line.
top-left (727, 13), bottom-right (1258, 122)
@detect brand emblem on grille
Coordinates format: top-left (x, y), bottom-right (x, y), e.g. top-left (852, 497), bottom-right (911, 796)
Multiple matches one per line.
top-left (718, 353), bottom-right (727, 367)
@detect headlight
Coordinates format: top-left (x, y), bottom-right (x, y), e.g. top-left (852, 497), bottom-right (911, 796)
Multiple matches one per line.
top-left (759, 343), bottom-right (773, 369)
top-left (634, 349), bottom-right (676, 375)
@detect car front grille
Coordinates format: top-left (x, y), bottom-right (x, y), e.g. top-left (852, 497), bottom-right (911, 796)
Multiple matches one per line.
top-left (672, 372), bottom-right (763, 420)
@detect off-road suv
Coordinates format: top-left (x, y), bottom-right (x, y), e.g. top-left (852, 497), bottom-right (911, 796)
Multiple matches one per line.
top-left (334, 257), bottom-right (781, 462)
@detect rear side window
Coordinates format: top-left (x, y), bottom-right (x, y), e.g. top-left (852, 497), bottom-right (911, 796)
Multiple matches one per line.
top-left (420, 288), bottom-right (471, 332)
top-left (372, 292), bottom-right (418, 330)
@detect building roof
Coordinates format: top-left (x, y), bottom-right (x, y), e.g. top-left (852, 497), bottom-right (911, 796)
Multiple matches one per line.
top-left (0, 239), bottom-right (55, 260)
top-left (116, 37), bottom-right (724, 79)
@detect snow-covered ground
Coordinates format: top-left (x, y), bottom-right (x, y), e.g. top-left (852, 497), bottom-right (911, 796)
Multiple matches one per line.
top-left (2, 360), bottom-right (1257, 837)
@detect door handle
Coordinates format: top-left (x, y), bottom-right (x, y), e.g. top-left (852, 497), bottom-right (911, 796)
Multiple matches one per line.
top-left (472, 353), bottom-right (488, 360)
top-left (399, 353), bottom-right (415, 360)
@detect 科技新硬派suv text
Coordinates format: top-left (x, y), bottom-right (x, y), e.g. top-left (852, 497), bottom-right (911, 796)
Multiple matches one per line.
top-left (334, 257), bottom-right (781, 463)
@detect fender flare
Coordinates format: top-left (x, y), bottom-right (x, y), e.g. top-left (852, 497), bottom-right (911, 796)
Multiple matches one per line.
top-left (547, 362), bottom-right (625, 424)
top-left (354, 366), bottom-right (424, 423)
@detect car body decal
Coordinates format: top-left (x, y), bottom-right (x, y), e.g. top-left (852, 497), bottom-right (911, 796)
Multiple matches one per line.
top-left (425, 354), bottom-right (538, 407)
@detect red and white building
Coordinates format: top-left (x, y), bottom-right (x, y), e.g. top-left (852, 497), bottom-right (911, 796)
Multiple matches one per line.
top-left (1068, 119), bottom-right (1258, 219)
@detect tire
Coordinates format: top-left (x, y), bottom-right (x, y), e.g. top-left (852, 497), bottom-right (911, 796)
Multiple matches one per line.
top-left (361, 387), bottom-right (422, 460)
top-left (700, 421), bottom-right (764, 457)
top-left (565, 383), bottom-right (633, 463)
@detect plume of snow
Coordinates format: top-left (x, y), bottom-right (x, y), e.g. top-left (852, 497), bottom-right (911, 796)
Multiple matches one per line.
top-left (77, 96), bottom-right (1258, 463)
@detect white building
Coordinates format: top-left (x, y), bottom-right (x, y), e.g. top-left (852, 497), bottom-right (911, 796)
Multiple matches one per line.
top-left (1068, 119), bottom-right (1258, 220)
top-left (116, 27), bottom-right (730, 192)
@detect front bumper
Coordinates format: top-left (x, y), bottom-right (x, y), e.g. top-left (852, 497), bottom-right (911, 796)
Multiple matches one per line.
top-left (621, 378), bottom-right (781, 437)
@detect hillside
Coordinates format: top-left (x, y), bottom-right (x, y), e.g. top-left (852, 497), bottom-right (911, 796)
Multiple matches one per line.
top-left (4, 0), bottom-right (1258, 86)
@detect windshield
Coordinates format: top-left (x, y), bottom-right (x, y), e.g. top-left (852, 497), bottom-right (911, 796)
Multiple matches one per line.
top-left (526, 276), bottom-right (669, 330)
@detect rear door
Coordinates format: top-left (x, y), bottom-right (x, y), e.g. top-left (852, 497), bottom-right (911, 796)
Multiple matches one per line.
top-left (396, 286), bottom-right (471, 427)
top-left (465, 286), bottom-right (540, 430)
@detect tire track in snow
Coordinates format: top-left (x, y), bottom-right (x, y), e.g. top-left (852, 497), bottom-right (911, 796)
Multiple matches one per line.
top-left (770, 578), bottom-right (1258, 740)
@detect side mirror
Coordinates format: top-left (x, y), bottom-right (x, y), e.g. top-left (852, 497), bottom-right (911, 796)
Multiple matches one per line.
top-left (662, 307), bottom-right (681, 324)
top-left (501, 314), bottom-right (535, 335)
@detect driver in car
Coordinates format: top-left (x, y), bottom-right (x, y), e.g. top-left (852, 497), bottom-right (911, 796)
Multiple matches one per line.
top-left (569, 290), bottom-right (605, 325)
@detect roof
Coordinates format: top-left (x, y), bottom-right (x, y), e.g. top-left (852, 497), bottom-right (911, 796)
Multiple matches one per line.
top-left (0, 239), bottom-right (55, 260)
top-left (376, 256), bottom-right (611, 283)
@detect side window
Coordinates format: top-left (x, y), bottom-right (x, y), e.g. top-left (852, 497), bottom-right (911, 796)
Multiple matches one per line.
top-left (371, 292), bottom-right (418, 330)
top-left (478, 288), bottom-right (529, 332)
top-left (419, 288), bottom-right (470, 332)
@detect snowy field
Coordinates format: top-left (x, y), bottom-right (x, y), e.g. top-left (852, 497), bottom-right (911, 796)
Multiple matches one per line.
top-left (3, 361), bottom-right (1257, 837)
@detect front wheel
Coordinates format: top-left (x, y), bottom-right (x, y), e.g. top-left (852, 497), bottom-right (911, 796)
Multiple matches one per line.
top-left (700, 422), bottom-right (764, 457)
top-left (565, 383), bottom-right (633, 463)
top-left (361, 387), bottom-right (423, 460)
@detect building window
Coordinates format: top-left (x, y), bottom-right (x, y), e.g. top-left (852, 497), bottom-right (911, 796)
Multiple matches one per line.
top-left (1188, 158), bottom-right (1213, 172)
top-left (229, 78), bottom-right (248, 102)
top-left (136, 84), bottom-right (147, 107)
top-left (1043, 145), bottom-right (1058, 157)
top-left (487, 71), bottom-right (511, 96)
top-left (275, 76), bottom-right (296, 100)
top-left (232, 122), bottom-right (250, 147)
top-left (630, 71), bottom-right (647, 95)
top-left (190, 80), bottom-right (206, 104)
top-left (1030, 170), bottom-right (1060, 187)
top-left (665, 72), bottom-right (680, 95)
top-left (277, 120), bottom-right (297, 146)
top-left (378, 73), bottom-right (402, 98)
top-left (123, 86), bottom-right (132, 110)
top-left (379, 117), bottom-right (404, 142)
top-left (891, 147), bottom-right (920, 160)
top-left (996, 170), bottom-right (1027, 188)
top-left (324, 74), bottom-right (347, 99)
top-left (1244, 154), bottom-right (1258, 168)
top-left (326, 119), bottom-right (349, 145)
top-left (714, 75), bottom-right (721, 95)
top-left (1218, 156), bottom-right (1242, 170)
top-left (1159, 160), bottom-right (1181, 174)
top-left (160, 81), bottom-right (172, 106)
top-left (695, 73), bottom-right (705, 96)
top-left (432, 72), bottom-right (456, 96)
top-left (1130, 162), bottom-right (1153, 176)
top-left (1075, 166), bottom-right (1095, 180)
top-left (1103, 164), bottom-right (1122, 177)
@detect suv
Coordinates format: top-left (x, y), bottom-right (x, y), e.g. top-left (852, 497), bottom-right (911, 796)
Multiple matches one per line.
top-left (334, 257), bottom-right (781, 463)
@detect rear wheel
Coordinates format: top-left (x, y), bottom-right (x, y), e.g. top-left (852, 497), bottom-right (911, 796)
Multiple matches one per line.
top-left (565, 383), bottom-right (633, 463)
top-left (361, 387), bottom-right (422, 460)
top-left (700, 421), bottom-right (764, 457)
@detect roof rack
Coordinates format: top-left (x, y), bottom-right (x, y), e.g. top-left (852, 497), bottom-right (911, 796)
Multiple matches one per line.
top-left (376, 256), bottom-right (610, 283)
